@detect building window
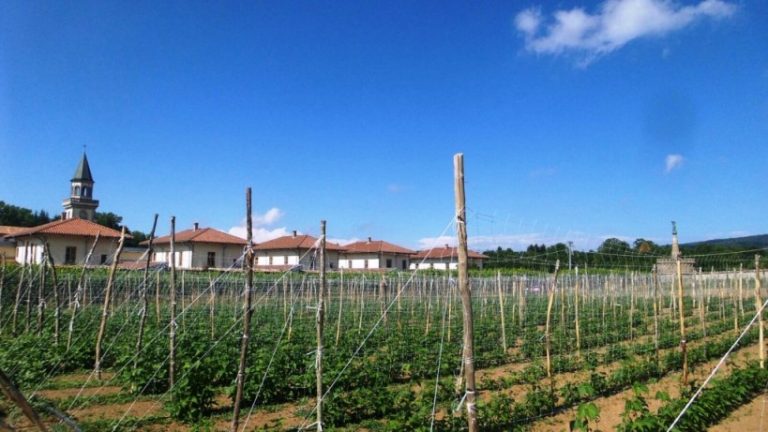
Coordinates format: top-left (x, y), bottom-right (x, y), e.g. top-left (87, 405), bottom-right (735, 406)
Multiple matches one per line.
top-left (100, 254), bottom-right (107, 264)
top-left (65, 247), bottom-right (77, 265)
top-left (207, 252), bottom-right (216, 268)
top-left (74, 186), bottom-right (81, 196)
top-left (402, 260), bottom-right (407, 270)
top-left (386, 259), bottom-right (392, 268)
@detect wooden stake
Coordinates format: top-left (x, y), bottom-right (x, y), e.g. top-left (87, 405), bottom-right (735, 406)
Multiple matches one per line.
top-left (755, 255), bottom-right (764, 368)
top-left (496, 271), bottom-right (507, 353)
top-left (95, 227), bottom-right (126, 380)
top-left (168, 217), bottom-right (177, 390)
top-left (676, 257), bottom-right (688, 385)
top-left (315, 220), bottom-right (327, 432)
top-left (232, 189), bottom-right (254, 432)
top-left (68, 233), bottom-right (100, 350)
top-left (454, 153), bottom-right (477, 432)
top-left (0, 367), bottom-right (49, 431)
top-left (574, 267), bottom-right (581, 355)
top-left (135, 214), bottom-right (158, 368)
top-left (43, 243), bottom-right (59, 345)
top-left (545, 260), bottom-right (560, 379)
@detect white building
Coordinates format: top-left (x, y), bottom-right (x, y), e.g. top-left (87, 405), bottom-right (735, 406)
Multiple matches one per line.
top-left (254, 231), bottom-right (343, 271)
top-left (149, 223), bottom-right (247, 270)
top-left (339, 237), bottom-right (414, 271)
top-left (409, 245), bottom-right (488, 270)
top-left (8, 218), bottom-right (125, 266)
top-left (7, 153), bottom-right (127, 266)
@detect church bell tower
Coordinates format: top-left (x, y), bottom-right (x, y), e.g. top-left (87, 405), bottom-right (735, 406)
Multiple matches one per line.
top-left (62, 152), bottom-right (99, 220)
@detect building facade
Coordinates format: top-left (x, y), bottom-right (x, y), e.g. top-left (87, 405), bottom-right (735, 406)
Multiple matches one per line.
top-left (149, 224), bottom-right (247, 270)
top-left (339, 238), bottom-right (414, 270)
top-left (254, 231), bottom-right (343, 271)
top-left (409, 245), bottom-right (488, 270)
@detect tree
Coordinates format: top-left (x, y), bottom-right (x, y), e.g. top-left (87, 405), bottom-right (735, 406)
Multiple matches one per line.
top-left (633, 238), bottom-right (659, 254)
top-left (597, 238), bottom-right (630, 254)
top-left (94, 212), bottom-right (123, 230)
top-left (0, 201), bottom-right (52, 227)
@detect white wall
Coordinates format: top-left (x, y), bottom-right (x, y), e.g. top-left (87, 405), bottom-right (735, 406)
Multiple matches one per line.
top-left (15, 236), bottom-right (120, 266)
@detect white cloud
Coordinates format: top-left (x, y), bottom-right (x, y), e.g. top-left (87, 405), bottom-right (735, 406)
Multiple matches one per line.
top-left (328, 237), bottom-right (361, 246)
top-left (228, 207), bottom-right (292, 243)
top-left (515, 0), bottom-right (736, 64)
top-left (254, 207), bottom-right (283, 226)
top-left (665, 153), bottom-right (684, 172)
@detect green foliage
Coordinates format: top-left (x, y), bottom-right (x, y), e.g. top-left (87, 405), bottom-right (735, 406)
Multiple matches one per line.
top-left (0, 201), bottom-right (52, 227)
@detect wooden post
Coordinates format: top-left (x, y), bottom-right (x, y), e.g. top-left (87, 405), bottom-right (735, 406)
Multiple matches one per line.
top-left (95, 227), bottom-right (126, 380)
top-left (454, 153), bottom-right (477, 432)
top-left (0, 367), bottom-right (49, 431)
top-left (755, 255), bottom-right (764, 368)
top-left (232, 189), bottom-right (254, 432)
top-left (545, 260), bottom-right (560, 378)
top-left (11, 243), bottom-right (28, 335)
top-left (43, 243), bottom-right (59, 345)
top-left (135, 214), bottom-right (158, 368)
top-left (335, 269), bottom-right (344, 347)
top-left (653, 265), bottom-right (660, 365)
top-left (316, 220), bottom-right (327, 431)
top-left (155, 271), bottom-right (161, 325)
top-left (169, 217), bottom-right (177, 390)
top-left (574, 266), bottom-right (581, 355)
top-left (496, 271), bottom-right (507, 353)
top-left (676, 257), bottom-right (688, 385)
top-left (0, 255), bottom-right (4, 335)
top-left (68, 233), bottom-right (100, 350)
top-left (37, 246), bottom-right (46, 335)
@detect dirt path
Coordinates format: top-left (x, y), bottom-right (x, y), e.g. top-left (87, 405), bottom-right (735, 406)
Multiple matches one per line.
top-left (710, 392), bottom-right (768, 432)
top-left (530, 340), bottom-right (760, 431)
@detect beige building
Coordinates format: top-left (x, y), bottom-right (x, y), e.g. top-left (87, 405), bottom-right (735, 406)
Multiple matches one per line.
top-left (410, 245), bottom-right (488, 270)
top-left (8, 218), bottom-right (125, 266)
top-left (254, 231), bottom-right (343, 271)
top-left (0, 226), bottom-right (23, 262)
top-left (148, 223), bottom-right (247, 270)
top-left (339, 238), bottom-right (414, 271)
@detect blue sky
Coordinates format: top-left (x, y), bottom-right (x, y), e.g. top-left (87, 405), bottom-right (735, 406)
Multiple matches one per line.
top-left (1, 0), bottom-right (766, 251)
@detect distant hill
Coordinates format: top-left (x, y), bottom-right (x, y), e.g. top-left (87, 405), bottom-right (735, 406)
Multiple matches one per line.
top-left (684, 234), bottom-right (768, 249)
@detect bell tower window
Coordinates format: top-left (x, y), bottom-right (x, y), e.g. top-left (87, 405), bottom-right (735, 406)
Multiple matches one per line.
top-left (74, 186), bottom-right (81, 196)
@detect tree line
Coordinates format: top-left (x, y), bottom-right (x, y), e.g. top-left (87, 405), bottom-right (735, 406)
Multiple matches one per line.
top-left (483, 237), bottom-right (766, 272)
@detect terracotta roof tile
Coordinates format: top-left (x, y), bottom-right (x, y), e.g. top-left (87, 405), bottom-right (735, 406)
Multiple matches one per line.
top-left (411, 245), bottom-right (488, 260)
top-left (0, 226), bottom-right (26, 237)
top-left (254, 234), bottom-right (344, 251)
top-left (148, 227), bottom-right (247, 246)
top-left (342, 238), bottom-right (415, 255)
top-left (7, 218), bottom-right (126, 239)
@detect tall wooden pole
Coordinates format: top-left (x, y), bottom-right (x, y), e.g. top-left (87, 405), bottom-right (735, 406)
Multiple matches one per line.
top-left (43, 243), bottom-right (59, 345)
top-left (169, 217), bottom-right (177, 389)
top-left (95, 227), bottom-right (126, 380)
top-left (316, 220), bottom-right (327, 431)
top-left (496, 271), bottom-right (507, 353)
top-left (135, 214), bottom-right (158, 368)
top-left (755, 255), bottom-right (764, 368)
top-left (232, 189), bottom-right (254, 432)
top-left (454, 153), bottom-right (477, 432)
top-left (0, 367), bottom-right (49, 431)
top-left (676, 257), bottom-right (688, 385)
top-left (574, 266), bottom-right (581, 355)
top-left (545, 260), bottom-right (560, 379)
top-left (67, 233), bottom-right (100, 350)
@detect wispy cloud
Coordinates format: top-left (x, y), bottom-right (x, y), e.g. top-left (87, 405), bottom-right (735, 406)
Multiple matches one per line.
top-left (515, 0), bottom-right (736, 65)
top-left (665, 153), bottom-right (684, 173)
top-left (228, 207), bottom-right (291, 243)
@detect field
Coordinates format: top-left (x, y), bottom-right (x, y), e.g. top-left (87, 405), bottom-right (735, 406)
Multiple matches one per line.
top-left (1, 256), bottom-right (767, 431)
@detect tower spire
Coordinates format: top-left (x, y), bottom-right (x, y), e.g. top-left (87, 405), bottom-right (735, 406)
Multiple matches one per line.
top-left (62, 151), bottom-right (99, 220)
